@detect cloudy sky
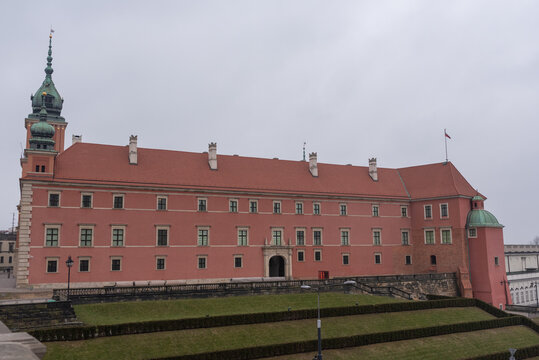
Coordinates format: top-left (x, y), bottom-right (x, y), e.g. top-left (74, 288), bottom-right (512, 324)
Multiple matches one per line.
top-left (1, 1), bottom-right (538, 244)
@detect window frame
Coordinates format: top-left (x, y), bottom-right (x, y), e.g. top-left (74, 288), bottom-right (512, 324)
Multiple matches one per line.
top-left (197, 198), bottom-right (207, 212)
top-left (374, 253), bottom-right (382, 264)
top-left (44, 225), bottom-right (60, 247)
top-left (249, 200), bottom-right (258, 214)
top-left (340, 203), bottom-right (347, 216)
top-left (156, 226), bottom-right (170, 247)
top-left (372, 229), bottom-right (381, 246)
top-left (157, 196), bottom-right (168, 211)
top-left (440, 228), bottom-right (452, 244)
top-left (313, 202), bottom-right (321, 215)
top-left (46, 257), bottom-right (59, 273)
top-left (197, 227), bottom-right (210, 246)
top-left (156, 256), bottom-right (166, 270)
top-left (111, 226), bottom-right (126, 247)
top-left (401, 230), bottom-right (410, 246)
top-left (295, 202), bottom-right (304, 215)
top-left (81, 193), bottom-right (93, 209)
top-left (237, 228), bottom-right (248, 246)
top-left (494, 256), bottom-right (499, 266)
top-left (272, 228), bottom-right (283, 246)
top-left (297, 250), bottom-right (305, 262)
top-left (113, 194), bottom-right (124, 209)
top-left (78, 257), bottom-right (90, 272)
top-left (111, 257), bottom-right (122, 271)
top-left (424, 204), bottom-right (432, 219)
top-left (313, 228), bottom-right (322, 246)
top-left (401, 206), bottom-right (408, 217)
top-left (229, 199), bottom-right (238, 213)
top-left (342, 253), bottom-right (350, 265)
top-left (340, 229), bottom-right (350, 246)
top-left (372, 205), bottom-right (379, 217)
top-left (424, 229), bottom-right (435, 245)
top-left (79, 225), bottom-right (94, 247)
top-left (405, 255), bottom-right (412, 265)
top-left (197, 255), bottom-right (207, 269)
top-left (273, 201), bottom-right (282, 214)
top-left (296, 228), bottom-right (306, 246)
top-left (468, 228), bottom-right (477, 238)
top-left (440, 203), bottom-right (449, 218)
top-left (314, 249), bottom-right (322, 262)
top-left (48, 192), bottom-right (60, 207)
top-left (234, 255), bottom-right (243, 268)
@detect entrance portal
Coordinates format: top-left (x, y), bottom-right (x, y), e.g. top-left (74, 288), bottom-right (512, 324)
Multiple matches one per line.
top-left (269, 256), bottom-right (285, 277)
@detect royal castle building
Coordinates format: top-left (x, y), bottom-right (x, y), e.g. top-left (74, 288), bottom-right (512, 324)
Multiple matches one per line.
top-left (16, 35), bottom-right (511, 309)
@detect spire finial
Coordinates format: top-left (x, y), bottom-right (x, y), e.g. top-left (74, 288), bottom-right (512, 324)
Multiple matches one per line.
top-left (45, 30), bottom-right (54, 78)
top-left (39, 92), bottom-right (48, 121)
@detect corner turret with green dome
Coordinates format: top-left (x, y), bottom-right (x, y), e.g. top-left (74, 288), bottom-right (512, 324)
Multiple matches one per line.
top-left (466, 195), bottom-right (503, 228)
top-left (28, 33), bottom-right (65, 122)
top-left (28, 93), bottom-right (56, 151)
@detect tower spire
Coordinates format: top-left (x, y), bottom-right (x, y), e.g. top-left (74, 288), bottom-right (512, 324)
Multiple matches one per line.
top-left (45, 33), bottom-right (54, 78)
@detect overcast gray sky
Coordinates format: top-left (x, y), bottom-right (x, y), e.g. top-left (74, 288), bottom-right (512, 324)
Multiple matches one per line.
top-left (2, 1), bottom-right (538, 244)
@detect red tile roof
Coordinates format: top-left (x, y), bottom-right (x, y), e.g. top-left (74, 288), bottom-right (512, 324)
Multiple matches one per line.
top-left (35, 143), bottom-right (477, 200)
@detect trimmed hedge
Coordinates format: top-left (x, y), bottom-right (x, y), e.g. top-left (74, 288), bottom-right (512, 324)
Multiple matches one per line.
top-left (150, 316), bottom-right (525, 360)
top-left (29, 298), bottom-right (478, 342)
top-left (463, 345), bottom-right (539, 360)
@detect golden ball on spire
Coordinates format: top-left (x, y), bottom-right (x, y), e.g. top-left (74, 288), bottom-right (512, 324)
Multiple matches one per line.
top-left (49, 34), bottom-right (52, 38)
top-left (42, 91), bottom-right (47, 96)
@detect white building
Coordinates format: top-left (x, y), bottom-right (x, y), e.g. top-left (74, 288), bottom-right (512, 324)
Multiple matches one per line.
top-left (505, 244), bottom-right (539, 306)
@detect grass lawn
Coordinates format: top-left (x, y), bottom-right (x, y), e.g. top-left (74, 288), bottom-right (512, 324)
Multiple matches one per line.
top-left (278, 326), bottom-right (539, 360)
top-left (45, 307), bottom-right (492, 360)
top-left (74, 292), bottom-right (406, 325)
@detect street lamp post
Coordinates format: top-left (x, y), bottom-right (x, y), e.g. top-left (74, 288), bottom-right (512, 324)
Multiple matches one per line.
top-left (65, 256), bottom-right (73, 301)
top-left (301, 280), bottom-right (356, 360)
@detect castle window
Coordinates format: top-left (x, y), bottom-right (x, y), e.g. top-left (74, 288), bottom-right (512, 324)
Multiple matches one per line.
top-left (273, 201), bottom-right (281, 214)
top-left (198, 198), bottom-right (207, 212)
top-left (401, 206), bottom-right (408, 217)
top-left (430, 255), bottom-right (437, 265)
top-left (41, 165), bottom-right (45, 172)
top-left (112, 227), bottom-right (125, 247)
top-left (313, 203), bottom-right (320, 215)
top-left (156, 257), bottom-right (166, 270)
top-left (8, 256), bottom-right (11, 264)
top-left (372, 229), bottom-right (381, 246)
top-left (198, 256), bottom-right (207, 269)
top-left (424, 229), bottom-right (435, 244)
top-left (468, 228), bottom-right (477, 238)
top-left (297, 250), bottom-right (305, 262)
top-left (229, 200), bottom-right (238, 213)
top-left (374, 253), bottom-right (381, 264)
top-left (113, 195), bottom-right (124, 209)
top-left (79, 227), bottom-right (93, 247)
top-left (8, 243), bottom-right (14, 252)
top-left (46, 258), bottom-right (58, 273)
top-left (81, 194), bottom-right (93, 208)
top-left (440, 203), bottom-right (449, 218)
top-left (35, 165), bottom-right (40, 172)
top-left (296, 202), bottom-right (303, 215)
top-left (494, 256), bottom-right (499, 266)
top-left (249, 200), bottom-right (258, 213)
top-left (45, 226), bottom-right (59, 247)
top-left (237, 228), bottom-right (248, 246)
top-left (79, 258), bottom-right (90, 272)
top-left (0, 257), bottom-right (3, 263)
top-left (296, 229), bottom-right (305, 246)
top-left (48, 192), bottom-right (60, 207)
top-left (314, 250), bottom-right (322, 262)
top-left (157, 196), bottom-right (167, 210)
top-left (313, 229), bottom-right (322, 246)
top-left (340, 204), bottom-right (347, 216)
top-left (424, 205), bottom-right (432, 219)
top-left (401, 230), bottom-right (409, 245)
top-left (342, 254), bottom-right (350, 265)
top-left (341, 229), bottom-right (350, 246)
top-left (234, 256), bottom-right (243, 268)
top-left (405, 255), bottom-right (412, 265)
top-left (156, 228), bottom-right (169, 246)
top-left (111, 257), bottom-right (122, 271)
top-left (441, 229), bottom-right (452, 244)
top-left (198, 228), bottom-right (209, 246)
top-left (272, 229), bottom-right (282, 246)
top-left (372, 205), bottom-right (379, 217)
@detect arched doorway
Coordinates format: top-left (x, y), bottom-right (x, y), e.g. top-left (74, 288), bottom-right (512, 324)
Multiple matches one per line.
top-left (269, 256), bottom-right (285, 277)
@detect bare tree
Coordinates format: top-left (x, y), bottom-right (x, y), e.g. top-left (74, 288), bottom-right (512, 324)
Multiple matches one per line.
top-left (531, 236), bottom-right (539, 245)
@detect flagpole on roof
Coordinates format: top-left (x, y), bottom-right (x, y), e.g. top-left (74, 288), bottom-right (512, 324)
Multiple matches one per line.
top-left (444, 129), bottom-right (451, 163)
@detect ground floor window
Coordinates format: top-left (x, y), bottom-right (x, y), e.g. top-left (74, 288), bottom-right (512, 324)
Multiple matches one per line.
top-left (46, 259), bottom-right (58, 273)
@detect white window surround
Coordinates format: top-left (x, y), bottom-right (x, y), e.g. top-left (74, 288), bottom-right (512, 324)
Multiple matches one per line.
top-left (237, 227), bottom-right (248, 246)
top-left (340, 229), bottom-right (350, 246)
top-left (157, 196), bottom-right (168, 210)
top-left (155, 225), bottom-right (170, 247)
top-left (424, 228), bottom-right (435, 245)
top-left (424, 204), bottom-right (433, 219)
top-left (197, 255), bottom-right (207, 269)
top-left (314, 249), bottom-right (322, 262)
top-left (112, 194), bottom-right (124, 209)
top-left (111, 225), bottom-right (126, 247)
top-left (197, 198), bottom-right (208, 212)
top-left (78, 257), bottom-right (91, 272)
top-left (313, 202), bottom-right (321, 215)
top-left (197, 226), bottom-right (210, 246)
top-left (229, 199), bottom-right (239, 213)
top-left (297, 250), bottom-right (305, 262)
top-left (234, 255), bottom-right (243, 268)
top-left (401, 206), bottom-right (408, 217)
top-left (372, 229), bottom-right (382, 246)
top-left (468, 228), bottom-right (477, 238)
top-left (340, 203), bottom-right (347, 216)
top-left (273, 200), bottom-right (282, 214)
top-left (79, 225), bottom-right (95, 247)
top-left (374, 252), bottom-right (382, 264)
top-left (272, 228), bottom-right (284, 246)
top-left (295, 228), bottom-right (306, 246)
top-left (44, 224), bottom-right (61, 247)
top-left (48, 191), bottom-right (61, 207)
top-left (440, 228), bottom-right (452, 244)
top-left (249, 200), bottom-right (258, 213)
top-left (342, 253), bottom-right (350, 265)
top-left (440, 203), bottom-right (449, 218)
top-left (372, 205), bottom-right (379, 217)
top-left (80, 193), bottom-right (93, 208)
top-left (110, 256), bottom-right (122, 271)
top-left (156, 256), bottom-right (167, 270)
top-left (295, 201), bottom-right (304, 215)
top-left (313, 228), bottom-right (323, 246)
top-left (46, 257), bottom-right (59, 273)
top-left (401, 230), bottom-right (410, 245)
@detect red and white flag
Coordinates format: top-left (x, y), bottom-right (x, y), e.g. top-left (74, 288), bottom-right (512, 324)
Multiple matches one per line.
top-left (445, 130), bottom-right (451, 139)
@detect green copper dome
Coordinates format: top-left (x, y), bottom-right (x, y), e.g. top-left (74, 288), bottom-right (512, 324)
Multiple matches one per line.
top-left (29, 103), bottom-right (56, 151)
top-left (28, 34), bottom-right (65, 122)
top-left (30, 118), bottom-right (55, 138)
top-left (467, 209), bottom-right (503, 228)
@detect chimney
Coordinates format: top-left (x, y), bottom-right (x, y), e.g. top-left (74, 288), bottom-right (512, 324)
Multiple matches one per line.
top-left (208, 142), bottom-right (217, 170)
top-left (129, 135), bottom-right (138, 165)
top-left (369, 158), bottom-right (378, 181)
top-left (309, 152), bottom-right (318, 177)
top-left (72, 135), bottom-right (82, 145)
